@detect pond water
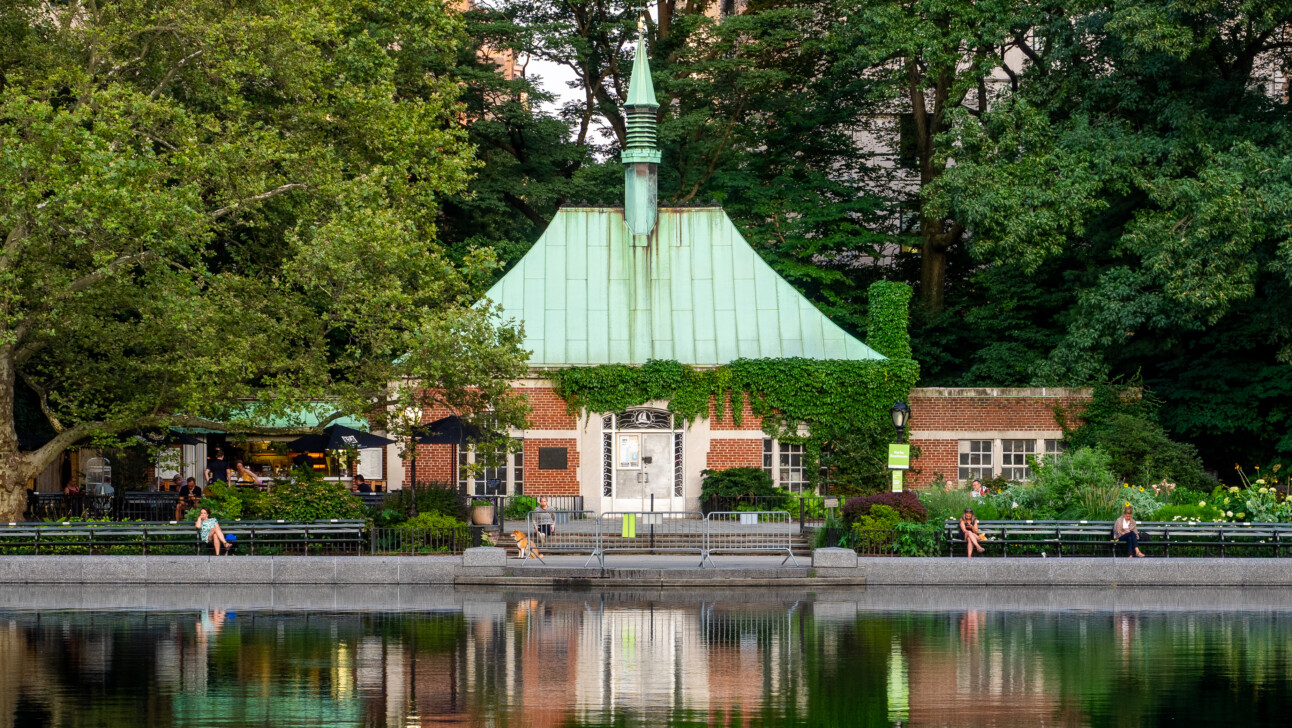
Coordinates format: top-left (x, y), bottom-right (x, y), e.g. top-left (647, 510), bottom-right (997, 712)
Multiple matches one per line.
top-left (3, 589), bottom-right (1292, 727)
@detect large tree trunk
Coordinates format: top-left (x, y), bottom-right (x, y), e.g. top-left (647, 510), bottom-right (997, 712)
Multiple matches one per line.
top-left (919, 236), bottom-right (948, 313)
top-left (0, 353), bottom-right (33, 522)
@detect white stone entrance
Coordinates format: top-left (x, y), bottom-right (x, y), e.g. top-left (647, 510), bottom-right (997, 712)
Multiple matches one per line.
top-left (602, 409), bottom-right (683, 512)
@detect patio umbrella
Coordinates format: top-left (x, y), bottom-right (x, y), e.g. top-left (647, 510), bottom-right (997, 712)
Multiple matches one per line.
top-left (287, 424), bottom-right (396, 452)
top-left (412, 415), bottom-right (497, 445)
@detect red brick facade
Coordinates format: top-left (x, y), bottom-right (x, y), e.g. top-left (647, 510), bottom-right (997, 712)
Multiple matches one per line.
top-left (707, 396), bottom-right (763, 430)
top-left (524, 387), bottom-right (578, 429)
top-left (523, 438), bottom-right (580, 496)
top-left (907, 388), bottom-right (1089, 488)
top-left (705, 439), bottom-right (763, 471)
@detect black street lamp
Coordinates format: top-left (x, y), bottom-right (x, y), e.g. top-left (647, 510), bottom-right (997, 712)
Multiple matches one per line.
top-left (889, 401), bottom-right (911, 442)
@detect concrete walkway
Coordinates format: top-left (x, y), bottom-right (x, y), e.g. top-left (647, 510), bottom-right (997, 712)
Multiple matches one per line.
top-left (4, 554), bottom-right (1292, 587)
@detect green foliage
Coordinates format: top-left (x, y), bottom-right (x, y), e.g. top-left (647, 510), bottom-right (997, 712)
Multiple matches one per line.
top-left (864, 281), bottom-right (914, 360)
top-left (1064, 385), bottom-right (1218, 492)
top-left (411, 484), bottom-right (469, 521)
top-left (1154, 503), bottom-right (1228, 524)
top-left (195, 483), bottom-right (268, 522)
top-left (265, 469), bottom-right (365, 522)
top-left (841, 491), bottom-right (927, 524)
top-left (400, 512), bottom-right (466, 530)
top-left (0, 0), bottom-right (530, 520)
top-left (549, 284), bottom-right (917, 491)
top-left (504, 496), bottom-right (539, 520)
top-left (700, 468), bottom-right (779, 500)
top-left (854, 504), bottom-right (902, 531)
top-left (892, 521), bottom-right (941, 557)
top-left (917, 487), bottom-right (979, 524)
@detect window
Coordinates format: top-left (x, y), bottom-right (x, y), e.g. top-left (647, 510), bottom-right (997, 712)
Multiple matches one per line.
top-left (458, 441), bottom-right (523, 496)
top-left (958, 440), bottom-right (993, 482)
top-left (898, 113), bottom-right (920, 169)
top-left (1001, 439), bottom-right (1036, 481)
top-left (1044, 439), bottom-right (1065, 461)
top-left (763, 439), bottom-right (810, 493)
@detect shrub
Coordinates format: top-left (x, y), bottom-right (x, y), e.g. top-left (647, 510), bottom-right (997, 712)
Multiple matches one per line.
top-left (893, 521), bottom-right (941, 556)
top-left (194, 482), bottom-right (268, 521)
top-left (700, 467), bottom-right (778, 500)
top-left (917, 487), bottom-right (977, 523)
top-left (855, 504), bottom-right (902, 531)
top-left (504, 495), bottom-right (539, 519)
top-left (841, 491), bottom-right (927, 524)
top-left (265, 469), bottom-right (365, 522)
top-left (400, 512), bottom-right (466, 530)
top-left (1153, 503), bottom-right (1228, 523)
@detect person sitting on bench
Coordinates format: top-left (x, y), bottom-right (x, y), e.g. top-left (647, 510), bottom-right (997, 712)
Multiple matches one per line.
top-left (1114, 506), bottom-right (1146, 558)
top-left (195, 508), bottom-right (234, 555)
top-left (959, 508), bottom-right (985, 557)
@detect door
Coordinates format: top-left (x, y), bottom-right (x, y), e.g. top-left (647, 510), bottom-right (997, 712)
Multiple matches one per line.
top-left (613, 432), bottom-right (675, 511)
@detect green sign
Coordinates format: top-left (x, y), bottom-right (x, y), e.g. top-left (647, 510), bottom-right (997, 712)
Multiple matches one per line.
top-left (891, 469), bottom-right (903, 492)
top-left (888, 444), bottom-right (910, 470)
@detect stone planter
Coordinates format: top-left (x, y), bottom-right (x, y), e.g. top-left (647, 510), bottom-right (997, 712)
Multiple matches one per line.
top-left (471, 504), bottom-right (496, 526)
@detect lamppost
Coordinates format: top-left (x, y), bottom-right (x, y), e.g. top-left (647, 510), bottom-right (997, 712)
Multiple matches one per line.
top-left (889, 401), bottom-right (911, 443)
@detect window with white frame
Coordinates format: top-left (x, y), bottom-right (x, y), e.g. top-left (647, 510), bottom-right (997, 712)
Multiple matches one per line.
top-left (458, 441), bottom-right (524, 496)
top-left (958, 440), bottom-right (993, 482)
top-left (1001, 439), bottom-right (1036, 480)
top-left (763, 439), bottom-right (810, 493)
top-left (1044, 439), bottom-right (1066, 457)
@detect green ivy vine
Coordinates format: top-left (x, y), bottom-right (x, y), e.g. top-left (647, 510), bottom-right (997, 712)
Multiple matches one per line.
top-left (546, 283), bottom-right (920, 491)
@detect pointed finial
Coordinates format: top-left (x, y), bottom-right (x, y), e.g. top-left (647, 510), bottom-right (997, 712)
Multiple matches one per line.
top-left (625, 36), bottom-right (658, 108)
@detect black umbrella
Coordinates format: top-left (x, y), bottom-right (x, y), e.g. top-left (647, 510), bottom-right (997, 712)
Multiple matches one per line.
top-left (413, 415), bottom-right (497, 445)
top-left (287, 424), bottom-right (396, 452)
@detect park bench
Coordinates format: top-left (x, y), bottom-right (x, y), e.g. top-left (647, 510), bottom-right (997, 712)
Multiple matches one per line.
top-left (1, 520), bottom-right (367, 555)
top-left (943, 520), bottom-right (1292, 557)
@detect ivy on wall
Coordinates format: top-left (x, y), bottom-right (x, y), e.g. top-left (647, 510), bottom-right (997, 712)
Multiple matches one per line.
top-left (546, 282), bottom-right (920, 492)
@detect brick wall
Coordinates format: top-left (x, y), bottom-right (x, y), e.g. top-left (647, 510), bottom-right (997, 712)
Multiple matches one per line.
top-left (524, 387), bottom-right (578, 429)
top-left (908, 389), bottom-right (1088, 432)
top-left (906, 387), bottom-right (1091, 488)
top-left (707, 396), bottom-right (764, 431)
top-left (705, 439), bottom-right (763, 471)
top-left (523, 438), bottom-right (580, 495)
top-left (907, 439), bottom-right (958, 488)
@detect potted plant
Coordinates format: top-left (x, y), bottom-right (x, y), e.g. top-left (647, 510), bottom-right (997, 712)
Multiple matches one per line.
top-left (470, 498), bottom-right (496, 525)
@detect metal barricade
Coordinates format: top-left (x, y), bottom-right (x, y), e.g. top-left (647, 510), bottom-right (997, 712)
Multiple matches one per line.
top-left (523, 510), bottom-right (599, 566)
top-left (595, 511), bottom-right (707, 568)
top-left (703, 511), bottom-right (800, 566)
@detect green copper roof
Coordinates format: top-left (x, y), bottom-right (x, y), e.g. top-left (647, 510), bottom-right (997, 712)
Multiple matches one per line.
top-left (625, 37), bottom-right (658, 107)
top-left (485, 207), bottom-right (884, 366)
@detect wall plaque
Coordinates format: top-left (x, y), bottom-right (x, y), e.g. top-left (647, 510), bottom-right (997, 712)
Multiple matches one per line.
top-left (538, 447), bottom-right (568, 470)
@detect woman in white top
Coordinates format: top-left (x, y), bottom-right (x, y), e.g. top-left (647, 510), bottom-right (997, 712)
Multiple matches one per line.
top-left (1113, 506), bottom-right (1146, 557)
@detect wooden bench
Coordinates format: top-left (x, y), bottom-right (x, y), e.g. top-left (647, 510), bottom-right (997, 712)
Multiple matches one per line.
top-left (0, 520), bottom-right (368, 555)
top-left (943, 520), bottom-right (1292, 557)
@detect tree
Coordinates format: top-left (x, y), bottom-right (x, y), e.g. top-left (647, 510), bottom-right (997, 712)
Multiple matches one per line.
top-left (928, 0), bottom-right (1292, 464)
top-left (833, 0), bottom-right (1047, 313)
top-left (0, 0), bottom-right (529, 521)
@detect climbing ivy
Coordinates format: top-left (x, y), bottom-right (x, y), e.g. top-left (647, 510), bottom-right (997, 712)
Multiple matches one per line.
top-left (547, 283), bottom-right (919, 492)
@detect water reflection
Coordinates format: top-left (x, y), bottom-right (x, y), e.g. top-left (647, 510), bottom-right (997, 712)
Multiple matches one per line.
top-left (3, 595), bottom-right (1292, 727)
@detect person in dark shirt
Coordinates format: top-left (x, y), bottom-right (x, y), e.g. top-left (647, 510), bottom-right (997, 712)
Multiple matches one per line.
top-left (175, 477), bottom-right (203, 520)
top-left (352, 474), bottom-right (373, 494)
top-left (205, 449), bottom-right (229, 486)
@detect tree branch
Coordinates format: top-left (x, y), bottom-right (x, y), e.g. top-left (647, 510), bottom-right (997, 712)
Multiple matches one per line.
top-left (16, 371), bottom-right (64, 433)
top-left (211, 184), bottom-right (309, 219)
top-left (149, 50), bottom-right (203, 100)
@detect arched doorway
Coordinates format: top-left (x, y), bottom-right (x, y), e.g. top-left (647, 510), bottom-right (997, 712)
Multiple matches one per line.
top-left (601, 408), bottom-right (683, 512)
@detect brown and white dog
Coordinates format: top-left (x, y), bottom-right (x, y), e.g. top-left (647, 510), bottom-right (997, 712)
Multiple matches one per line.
top-left (512, 530), bottom-right (543, 560)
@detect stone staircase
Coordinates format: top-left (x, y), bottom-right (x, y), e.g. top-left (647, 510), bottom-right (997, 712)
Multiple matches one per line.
top-left (489, 529), bottom-right (814, 558)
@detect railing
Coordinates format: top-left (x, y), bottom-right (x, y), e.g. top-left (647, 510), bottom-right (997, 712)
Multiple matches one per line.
top-left (522, 510), bottom-right (600, 566)
top-left (1, 520), bottom-right (368, 555)
top-left (941, 519), bottom-right (1292, 557)
top-left (473, 494), bottom-right (585, 530)
top-left (24, 491), bottom-right (184, 522)
top-left (369, 526), bottom-right (475, 555)
top-left (703, 511), bottom-right (799, 566)
top-left (596, 511), bottom-right (708, 568)
top-left (699, 494), bottom-right (837, 528)
top-left (519, 509), bottom-right (803, 568)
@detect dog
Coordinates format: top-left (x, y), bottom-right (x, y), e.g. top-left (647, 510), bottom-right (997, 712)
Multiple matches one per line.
top-left (512, 530), bottom-right (543, 560)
